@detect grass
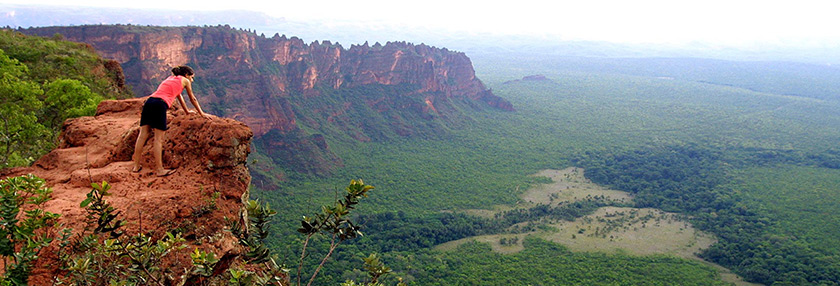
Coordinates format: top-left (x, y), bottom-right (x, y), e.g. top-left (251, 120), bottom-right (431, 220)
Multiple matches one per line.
top-left (440, 168), bottom-right (710, 259)
top-left (437, 206), bottom-right (713, 257)
top-left (521, 168), bottom-right (633, 206)
top-left (539, 206), bottom-right (713, 257)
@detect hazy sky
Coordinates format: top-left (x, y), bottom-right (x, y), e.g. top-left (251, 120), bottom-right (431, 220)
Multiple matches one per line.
top-left (4, 0), bottom-right (840, 47)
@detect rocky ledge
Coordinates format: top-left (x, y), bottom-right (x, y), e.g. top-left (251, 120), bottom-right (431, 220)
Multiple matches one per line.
top-left (1, 98), bottom-right (257, 284)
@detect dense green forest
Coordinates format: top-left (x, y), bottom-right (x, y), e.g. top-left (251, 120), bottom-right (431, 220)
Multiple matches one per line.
top-left (250, 52), bottom-right (840, 285)
top-left (732, 166), bottom-right (840, 256)
top-left (0, 30), bottom-right (129, 167)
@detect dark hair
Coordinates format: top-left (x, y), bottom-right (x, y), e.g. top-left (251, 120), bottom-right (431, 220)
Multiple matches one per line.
top-left (172, 65), bottom-right (194, 76)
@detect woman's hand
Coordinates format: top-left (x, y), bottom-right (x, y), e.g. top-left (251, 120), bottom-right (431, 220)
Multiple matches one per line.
top-left (192, 110), bottom-right (210, 118)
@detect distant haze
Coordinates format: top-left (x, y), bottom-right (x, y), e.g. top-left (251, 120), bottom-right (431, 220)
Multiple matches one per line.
top-left (3, 1), bottom-right (840, 64)
top-left (3, 0), bottom-right (839, 48)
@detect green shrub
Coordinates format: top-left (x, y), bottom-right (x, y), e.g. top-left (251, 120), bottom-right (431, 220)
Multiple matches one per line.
top-left (0, 174), bottom-right (60, 285)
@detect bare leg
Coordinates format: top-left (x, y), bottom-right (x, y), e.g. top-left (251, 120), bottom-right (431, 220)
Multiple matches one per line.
top-left (152, 128), bottom-right (172, 176)
top-left (131, 125), bottom-right (151, 172)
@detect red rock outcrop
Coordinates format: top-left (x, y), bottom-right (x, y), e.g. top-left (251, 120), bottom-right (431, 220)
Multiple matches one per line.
top-left (0, 98), bottom-right (256, 284)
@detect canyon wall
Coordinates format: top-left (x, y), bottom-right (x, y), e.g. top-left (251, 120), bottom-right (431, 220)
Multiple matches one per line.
top-left (23, 25), bottom-right (513, 177)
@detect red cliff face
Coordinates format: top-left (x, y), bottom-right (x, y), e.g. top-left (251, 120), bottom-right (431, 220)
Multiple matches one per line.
top-left (0, 99), bottom-right (258, 284)
top-left (23, 25), bottom-right (513, 175)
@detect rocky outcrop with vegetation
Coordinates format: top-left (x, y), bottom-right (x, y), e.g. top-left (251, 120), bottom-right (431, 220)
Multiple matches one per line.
top-left (0, 98), bottom-right (268, 284)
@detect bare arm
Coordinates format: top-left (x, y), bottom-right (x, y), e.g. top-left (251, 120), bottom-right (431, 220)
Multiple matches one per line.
top-left (182, 76), bottom-right (206, 116)
top-left (176, 92), bottom-right (190, 115)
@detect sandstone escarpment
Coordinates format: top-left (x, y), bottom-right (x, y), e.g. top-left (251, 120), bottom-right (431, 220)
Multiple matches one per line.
top-left (0, 98), bottom-right (256, 284)
top-left (22, 25), bottom-right (513, 176)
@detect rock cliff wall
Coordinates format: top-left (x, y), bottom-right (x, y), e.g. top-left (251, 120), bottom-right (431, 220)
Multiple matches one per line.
top-left (22, 25), bottom-right (513, 176)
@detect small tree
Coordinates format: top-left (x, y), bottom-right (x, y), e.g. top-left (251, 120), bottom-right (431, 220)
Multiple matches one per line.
top-left (230, 179), bottom-right (402, 286)
top-left (41, 79), bottom-right (103, 130)
top-left (296, 179), bottom-right (373, 286)
top-left (340, 253), bottom-right (406, 286)
top-left (227, 198), bottom-right (287, 285)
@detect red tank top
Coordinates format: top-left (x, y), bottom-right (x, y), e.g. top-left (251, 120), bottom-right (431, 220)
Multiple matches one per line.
top-left (149, 76), bottom-right (184, 107)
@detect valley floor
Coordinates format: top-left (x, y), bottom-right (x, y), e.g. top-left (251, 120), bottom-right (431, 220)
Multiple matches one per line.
top-left (437, 167), bottom-right (760, 286)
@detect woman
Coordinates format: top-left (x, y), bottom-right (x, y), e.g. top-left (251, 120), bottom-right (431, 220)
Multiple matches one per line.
top-left (131, 65), bottom-right (206, 176)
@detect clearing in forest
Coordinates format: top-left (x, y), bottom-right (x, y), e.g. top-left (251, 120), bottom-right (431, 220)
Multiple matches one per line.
top-left (439, 168), bottom-right (713, 259)
top-left (522, 168), bottom-right (632, 205)
top-left (437, 167), bottom-right (760, 285)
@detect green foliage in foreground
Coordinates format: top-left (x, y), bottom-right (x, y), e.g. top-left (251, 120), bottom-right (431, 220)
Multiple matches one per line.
top-left (0, 30), bottom-right (129, 168)
top-left (59, 181), bottom-right (191, 285)
top-left (293, 179), bottom-right (373, 286)
top-left (0, 173), bottom-right (404, 285)
top-left (0, 174), bottom-right (60, 285)
top-left (384, 237), bottom-right (728, 286)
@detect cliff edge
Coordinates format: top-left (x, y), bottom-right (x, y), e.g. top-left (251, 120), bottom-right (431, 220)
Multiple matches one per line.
top-left (1, 98), bottom-right (256, 284)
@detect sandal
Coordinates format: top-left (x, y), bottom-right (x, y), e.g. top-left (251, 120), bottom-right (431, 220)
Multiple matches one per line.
top-left (156, 169), bottom-right (176, 177)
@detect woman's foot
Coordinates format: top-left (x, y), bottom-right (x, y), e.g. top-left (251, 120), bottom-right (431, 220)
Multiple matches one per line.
top-left (131, 165), bottom-right (143, 173)
top-left (156, 169), bottom-right (176, 177)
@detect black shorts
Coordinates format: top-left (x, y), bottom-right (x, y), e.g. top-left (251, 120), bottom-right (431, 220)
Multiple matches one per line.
top-left (140, 97), bottom-right (169, 130)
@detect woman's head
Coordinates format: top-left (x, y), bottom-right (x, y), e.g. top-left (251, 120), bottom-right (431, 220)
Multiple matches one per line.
top-left (171, 65), bottom-right (194, 77)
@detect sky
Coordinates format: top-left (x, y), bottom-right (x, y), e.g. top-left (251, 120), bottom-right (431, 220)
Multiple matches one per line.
top-left (3, 0), bottom-right (840, 48)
